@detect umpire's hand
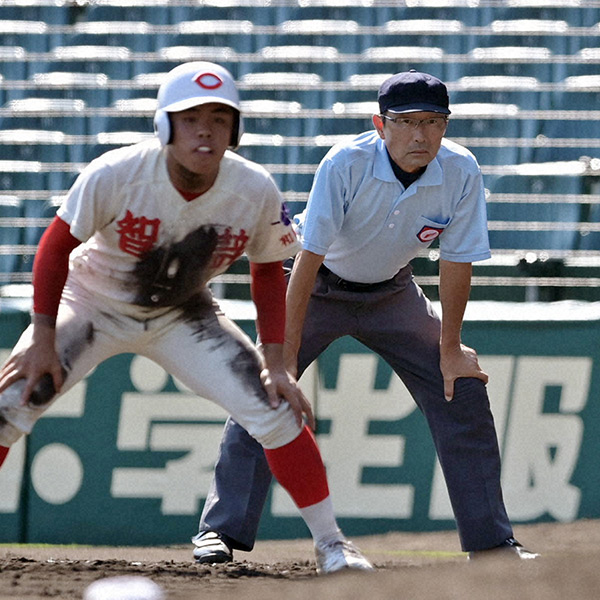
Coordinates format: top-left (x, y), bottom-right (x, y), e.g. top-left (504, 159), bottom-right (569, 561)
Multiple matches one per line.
top-left (440, 343), bottom-right (489, 402)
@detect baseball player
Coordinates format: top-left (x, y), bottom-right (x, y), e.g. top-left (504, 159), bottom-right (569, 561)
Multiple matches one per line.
top-left (194, 71), bottom-right (539, 563)
top-left (0, 62), bottom-right (373, 575)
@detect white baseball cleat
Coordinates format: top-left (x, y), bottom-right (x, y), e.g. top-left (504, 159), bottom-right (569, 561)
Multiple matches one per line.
top-left (315, 534), bottom-right (375, 575)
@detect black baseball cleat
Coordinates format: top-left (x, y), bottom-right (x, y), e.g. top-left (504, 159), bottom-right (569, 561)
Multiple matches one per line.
top-left (468, 537), bottom-right (540, 561)
top-left (192, 531), bottom-right (233, 564)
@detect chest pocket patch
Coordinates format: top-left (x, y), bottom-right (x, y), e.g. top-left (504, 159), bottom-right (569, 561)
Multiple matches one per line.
top-left (415, 216), bottom-right (448, 244)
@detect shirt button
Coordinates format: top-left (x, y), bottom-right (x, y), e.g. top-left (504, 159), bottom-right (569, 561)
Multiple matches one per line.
top-left (394, 210), bottom-right (400, 215)
top-left (388, 223), bottom-right (395, 229)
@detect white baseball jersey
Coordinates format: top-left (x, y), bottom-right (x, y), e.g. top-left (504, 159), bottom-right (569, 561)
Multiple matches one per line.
top-left (1, 139), bottom-right (304, 449)
top-left (58, 138), bottom-right (301, 317)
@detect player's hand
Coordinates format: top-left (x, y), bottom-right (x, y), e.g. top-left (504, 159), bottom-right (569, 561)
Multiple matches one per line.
top-left (260, 366), bottom-right (315, 431)
top-left (0, 325), bottom-right (64, 405)
top-left (440, 343), bottom-right (488, 402)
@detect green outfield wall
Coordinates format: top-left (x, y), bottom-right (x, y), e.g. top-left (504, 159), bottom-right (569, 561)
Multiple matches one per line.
top-left (1, 300), bottom-right (599, 545)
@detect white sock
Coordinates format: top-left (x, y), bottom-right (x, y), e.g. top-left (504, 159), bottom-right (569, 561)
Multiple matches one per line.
top-left (298, 496), bottom-right (343, 545)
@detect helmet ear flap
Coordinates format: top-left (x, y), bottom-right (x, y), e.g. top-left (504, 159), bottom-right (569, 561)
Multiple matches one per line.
top-left (154, 109), bottom-right (171, 145)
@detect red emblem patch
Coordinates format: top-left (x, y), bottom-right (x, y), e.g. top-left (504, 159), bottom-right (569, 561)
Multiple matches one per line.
top-left (417, 226), bottom-right (444, 243)
top-left (193, 72), bottom-right (223, 90)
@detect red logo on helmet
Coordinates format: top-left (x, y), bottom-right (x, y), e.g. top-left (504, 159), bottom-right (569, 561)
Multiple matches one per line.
top-left (193, 72), bottom-right (224, 90)
top-left (417, 226), bottom-right (444, 243)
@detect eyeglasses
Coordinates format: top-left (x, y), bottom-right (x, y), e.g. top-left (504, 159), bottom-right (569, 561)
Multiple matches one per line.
top-left (380, 115), bottom-right (449, 132)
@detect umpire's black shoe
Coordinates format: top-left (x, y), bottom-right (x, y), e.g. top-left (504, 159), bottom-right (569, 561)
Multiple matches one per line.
top-left (192, 531), bottom-right (233, 564)
top-left (468, 537), bottom-right (540, 561)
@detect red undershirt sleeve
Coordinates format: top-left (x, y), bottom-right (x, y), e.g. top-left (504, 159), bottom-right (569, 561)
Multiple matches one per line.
top-left (249, 260), bottom-right (286, 345)
top-left (32, 216), bottom-right (82, 318)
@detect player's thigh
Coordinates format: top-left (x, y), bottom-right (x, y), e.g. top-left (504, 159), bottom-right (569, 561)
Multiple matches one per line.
top-left (0, 300), bottom-right (121, 444)
top-left (144, 312), bottom-right (300, 449)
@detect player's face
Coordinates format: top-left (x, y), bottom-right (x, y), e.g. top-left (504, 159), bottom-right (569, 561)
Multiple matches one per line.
top-left (372, 111), bottom-right (448, 173)
top-left (166, 103), bottom-right (235, 192)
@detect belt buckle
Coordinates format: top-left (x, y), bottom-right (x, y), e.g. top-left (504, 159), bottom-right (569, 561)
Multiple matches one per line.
top-left (335, 276), bottom-right (349, 289)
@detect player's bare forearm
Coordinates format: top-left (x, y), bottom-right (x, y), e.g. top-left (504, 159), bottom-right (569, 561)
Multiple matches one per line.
top-left (284, 250), bottom-right (324, 374)
top-left (438, 260), bottom-right (488, 400)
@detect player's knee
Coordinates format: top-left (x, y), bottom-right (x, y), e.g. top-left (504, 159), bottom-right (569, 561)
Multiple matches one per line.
top-left (0, 415), bottom-right (24, 447)
top-left (242, 404), bottom-right (302, 450)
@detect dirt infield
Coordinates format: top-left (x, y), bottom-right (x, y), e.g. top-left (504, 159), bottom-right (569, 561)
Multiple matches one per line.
top-left (1, 520), bottom-right (599, 600)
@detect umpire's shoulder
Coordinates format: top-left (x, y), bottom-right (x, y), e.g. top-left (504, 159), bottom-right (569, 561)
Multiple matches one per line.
top-left (438, 137), bottom-right (481, 174)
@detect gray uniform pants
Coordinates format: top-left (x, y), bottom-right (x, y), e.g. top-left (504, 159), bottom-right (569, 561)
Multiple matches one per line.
top-left (198, 265), bottom-right (513, 552)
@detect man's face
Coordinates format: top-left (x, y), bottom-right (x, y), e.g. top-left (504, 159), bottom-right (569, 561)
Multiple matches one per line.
top-left (372, 111), bottom-right (448, 173)
top-left (167, 103), bottom-right (235, 177)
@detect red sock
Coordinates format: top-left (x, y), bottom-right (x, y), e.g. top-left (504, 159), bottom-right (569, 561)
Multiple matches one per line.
top-left (0, 446), bottom-right (9, 469)
top-left (264, 426), bottom-right (329, 508)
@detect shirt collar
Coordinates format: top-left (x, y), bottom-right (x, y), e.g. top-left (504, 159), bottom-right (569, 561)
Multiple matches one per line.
top-left (372, 134), bottom-right (444, 187)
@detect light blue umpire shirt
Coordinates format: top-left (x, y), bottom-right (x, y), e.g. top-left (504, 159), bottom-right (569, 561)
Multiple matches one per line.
top-left (295, 130), bottom-right (491, 284)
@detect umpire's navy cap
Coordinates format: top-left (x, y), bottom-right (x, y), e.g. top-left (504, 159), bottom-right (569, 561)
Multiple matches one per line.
top-left (378, 70), bottom-right (451, 115)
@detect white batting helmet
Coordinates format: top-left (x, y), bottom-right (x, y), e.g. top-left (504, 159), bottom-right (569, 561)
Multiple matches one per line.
top-left (153, 61), bottom-right (243, 148)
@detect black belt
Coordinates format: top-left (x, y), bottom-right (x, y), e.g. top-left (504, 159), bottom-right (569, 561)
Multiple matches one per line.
top-left (318, 264), bottom-right (396, 292)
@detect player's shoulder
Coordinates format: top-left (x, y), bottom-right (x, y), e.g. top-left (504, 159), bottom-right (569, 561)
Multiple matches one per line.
top-left (222, 150), bottom-right (279, 189)
top-left (84, 138), bottom-right (162, 178)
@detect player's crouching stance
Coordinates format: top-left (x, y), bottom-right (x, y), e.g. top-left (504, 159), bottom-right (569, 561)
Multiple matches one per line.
top-left (0, 62), bottom-right (373, 576)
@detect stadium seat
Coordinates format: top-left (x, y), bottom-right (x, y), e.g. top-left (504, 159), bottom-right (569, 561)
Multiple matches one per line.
top-left (99, 98), bottom-right (156, 141)
top-left (382, 19), bottom-right (468, 57)
top-left (0, 98), bottom-right (86, 190)
top-left (0, 128), bottom-right (67, 163)
top-left (348, 46), bottom-right (446, 82)
top-left (0, 20), bottom-right (52, 52)
top-left (86, 2), bottom-right (168, 25)
top-left (533, 74), bottom-right (600, 163)
top-left (239, 71), bottom-right (324, 109)
top-left (446, 103), bottom-right (524, 166)
top-left (274, 19), bottom-right (361, 53)
top-left (0, 3), bottom-right (70, 25)
top-left (248, 45), bottom-right (340, 81)
top-left (69, 21), bottom-right (155, 53)
top-left (450, 75), bottom-right (545, 113)
top-left (461, 46), bottom-right (555, 84)
top-left (48, 45), bottom-right (133, 81)
top-left (240, 98), bottom-right (304, 137)
top-left (132, 46), bottom-right (238, 79)
top-left (487, 19), bottom-right (572, 55)
top-left (91, 130), bottom-right (154, 164)
top-left (307, 100), bottom-right (375, 137)
top-left (0, 46), bottom-right (28, 81)
top-left (175, 20), bottom-right (258, 54)
top-left (0, 194), bottom-right (23, 277)
top-left (1, 97), bottom-right (88, 136)
top-left (486, 172), bottom-right (585, 251)
top-left (28, 71), bottom-right (110, 109)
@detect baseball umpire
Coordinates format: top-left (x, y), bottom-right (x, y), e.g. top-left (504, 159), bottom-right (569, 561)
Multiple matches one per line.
top-left (193, 70), bottom-right (539, 562)
top-left (0, 61), bottom-right (373, 574)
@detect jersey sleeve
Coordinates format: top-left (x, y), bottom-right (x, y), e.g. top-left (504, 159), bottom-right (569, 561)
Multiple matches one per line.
top-left (57, 159), bottom-right (120, 243)
top-left (243, 175), bottom-right (301, 263)
top-left (297, 156), bottom-right (346, 256)
top-left (438, 165), bottom-right (491, 263)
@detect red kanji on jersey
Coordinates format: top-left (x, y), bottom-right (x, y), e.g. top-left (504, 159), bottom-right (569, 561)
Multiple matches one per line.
top-left (116, 210), bottom-right (161, 257)
top-left (280, 232), bottom-right (296, 246)
top-left (211, 227), bottom-right (249, 268)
